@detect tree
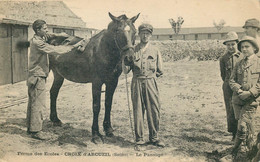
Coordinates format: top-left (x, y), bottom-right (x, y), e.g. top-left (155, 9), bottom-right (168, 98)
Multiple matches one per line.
top-left (213, 19), bottom-right (226, 32)
top-left (169, 16), bottom-right (184, 34)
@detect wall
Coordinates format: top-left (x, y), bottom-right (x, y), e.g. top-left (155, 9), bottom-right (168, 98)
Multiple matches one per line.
top-left (151, 32), bottom-right (245, 41)
top-left (0, 23), bottom-right (28, 85)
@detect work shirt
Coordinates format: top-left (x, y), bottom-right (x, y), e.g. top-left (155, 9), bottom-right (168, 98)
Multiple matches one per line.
top-left (28, 34), bottom-right (72, 77)
top-left (131, 43), bottom-right (163, 78)
top-left (220, 51), bottom-right (242, 82)
top-left (229, 54), bottom-right (260, 98)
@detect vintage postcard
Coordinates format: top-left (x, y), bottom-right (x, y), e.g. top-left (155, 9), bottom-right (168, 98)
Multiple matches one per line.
top-left (0, 0), bottom-right (260, 162)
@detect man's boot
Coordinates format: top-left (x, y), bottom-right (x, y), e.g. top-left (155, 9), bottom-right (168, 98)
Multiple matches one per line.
top-left (232, 136), bottom-right (243, 159)
top-left (232, 130), bottom-right (237, 141)
top-left (232, 120), bottom-right (238, 141)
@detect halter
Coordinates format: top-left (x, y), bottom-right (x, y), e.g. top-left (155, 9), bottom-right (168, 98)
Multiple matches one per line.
top-left (114, 29), bottom-right (134, 53)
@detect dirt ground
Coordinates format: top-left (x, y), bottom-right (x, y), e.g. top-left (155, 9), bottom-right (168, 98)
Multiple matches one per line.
top-left (0, 60), bottom-right (259, 162)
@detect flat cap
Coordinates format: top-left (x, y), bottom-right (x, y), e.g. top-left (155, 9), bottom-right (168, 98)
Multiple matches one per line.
top-left (138, 23), bottom-right (153, 33)
top-left (243, 18), bottom-right (260, 29)
top-left (237, 36), bottom-right (259, 54)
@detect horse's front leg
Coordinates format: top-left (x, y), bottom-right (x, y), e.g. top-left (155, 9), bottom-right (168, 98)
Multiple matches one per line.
top-left (103, 78), bottom-right (119, 137)
top-left (50, 69), bottom-right (64, 126)
top-left (91, 80), bottom-right (104, 144)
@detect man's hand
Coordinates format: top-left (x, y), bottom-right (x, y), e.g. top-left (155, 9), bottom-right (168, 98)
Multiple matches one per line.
top-left (238, 91), bottom-right (251, 100)
top-left (72, 39), bottom-right (85, 51)
top-left (237, 89), bottom-right (243, 94)
top-left (124, 55), bottom-right (134, 66)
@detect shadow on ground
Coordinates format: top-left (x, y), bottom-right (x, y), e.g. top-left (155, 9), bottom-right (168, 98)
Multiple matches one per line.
top-left (0, 118), bottom-right (135, 149)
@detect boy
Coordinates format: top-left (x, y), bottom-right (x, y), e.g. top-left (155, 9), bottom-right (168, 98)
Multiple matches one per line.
top-left (229, 36), bottom-right (260, 158)
top-left (123, 24), bottom-right (164, 147)
top-left (219, 31), bottom-right (242, 140)
top-left (27, 19), bottom-right (83, 140)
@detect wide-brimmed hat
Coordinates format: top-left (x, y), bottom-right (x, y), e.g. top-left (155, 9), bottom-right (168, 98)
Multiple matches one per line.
top-left (237, 36), bottom-right (259, 54)
top-left (138, 23), bottom-right (153, 33)
top-left (223, 31), bottom-right (239, 45)
top-left (242, 18), bottom-right (260, 29)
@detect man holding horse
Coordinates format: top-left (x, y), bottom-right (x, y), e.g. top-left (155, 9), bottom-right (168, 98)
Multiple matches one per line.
top-left (124, 23), bottom-right (165, 147)
top-left (26, 19), bottom-right (83, 140)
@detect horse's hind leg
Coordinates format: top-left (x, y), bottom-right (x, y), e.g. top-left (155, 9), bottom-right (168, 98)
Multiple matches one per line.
top-left (103, 78), bottom-right (119, 137)
top-left (50, 69), bottom-right (64, 126)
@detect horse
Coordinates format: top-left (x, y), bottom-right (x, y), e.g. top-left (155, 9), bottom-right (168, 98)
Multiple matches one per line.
top-left (48, 12), bottom-right (140, 144)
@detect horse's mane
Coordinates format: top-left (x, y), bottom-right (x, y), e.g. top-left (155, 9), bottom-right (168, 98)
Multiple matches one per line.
top-left (118, 14), bottom-right (128, 20)
top-left (89, 29), bottom-right (106, 41)
top-left (107, 14), bottom-right (129, 31)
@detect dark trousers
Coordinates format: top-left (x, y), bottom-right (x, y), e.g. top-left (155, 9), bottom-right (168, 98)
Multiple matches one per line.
top-left (222, 81), bottom-right (237, 134)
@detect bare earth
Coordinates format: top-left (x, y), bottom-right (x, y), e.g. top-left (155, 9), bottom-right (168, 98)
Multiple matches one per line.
top-left (0, 60), bottom-right (259, 162)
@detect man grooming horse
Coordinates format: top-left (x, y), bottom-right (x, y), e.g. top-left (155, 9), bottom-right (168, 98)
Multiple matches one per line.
top-left (26, 19), bottom-right (83, 140)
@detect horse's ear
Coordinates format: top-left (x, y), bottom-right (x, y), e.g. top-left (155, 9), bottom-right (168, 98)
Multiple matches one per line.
top-left (109, 12), bottom-right (119, 22)
top-left (130, 13), bottom-right (140, 23)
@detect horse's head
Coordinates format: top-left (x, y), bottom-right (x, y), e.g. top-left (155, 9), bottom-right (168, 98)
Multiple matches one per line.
top-left (107, 12), bottom-right (140, 63)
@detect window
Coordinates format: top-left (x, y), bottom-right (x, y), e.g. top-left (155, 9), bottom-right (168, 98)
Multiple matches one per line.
top-left (53, 28), bottom-right (74, 36)
top-left (195, 34), bottom-right (198, 40)
top-left (208, 34), bottom-right (211, 39)
top-left (13, 28), bottom-right (24, 38)
top-left (183, 35), bottom-right (186, 40)
top-left (169, 35), bottom-right (173, 40)
top-left (221, 33), bottom-right (225, 38)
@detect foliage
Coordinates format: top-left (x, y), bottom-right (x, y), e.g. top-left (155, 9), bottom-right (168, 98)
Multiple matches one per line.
top-left (169, 17), bottom-right (184, 34)
top-left (213, 19), bottom-right (226, 32)
top-left (151, 40), bottom-right (226, 62)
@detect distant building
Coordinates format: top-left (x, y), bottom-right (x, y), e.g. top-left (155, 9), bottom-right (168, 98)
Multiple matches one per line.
top-left (151, 26), bottom-right (245, 41)
top-left (0, 1), bottom-right (99, 39)
top-left (0, 1), bottom-right (98, 85)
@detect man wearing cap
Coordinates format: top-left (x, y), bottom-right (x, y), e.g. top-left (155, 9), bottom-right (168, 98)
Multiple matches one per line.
top-left (219, 31), bottom-right (243, 141)
top-left (26, 19), bottom-right (83, 140)
top-left (229, 36), bottom-right (260, 159)
top-left (123, 23), bottom-right (164, 147)
top-left (243, 18), bottom-right (260, 56)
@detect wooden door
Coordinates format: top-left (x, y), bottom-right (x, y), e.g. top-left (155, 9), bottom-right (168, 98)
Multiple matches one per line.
top-left (11, 25), bottom-right (28, 84)
top-left (0, 24), bottom-right (12, 85)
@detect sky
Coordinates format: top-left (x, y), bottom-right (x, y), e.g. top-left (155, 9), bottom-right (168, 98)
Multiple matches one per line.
top-left (3, 0), bottom-right (260, 29)
top-left (62, 0), bottom-right (260, 29)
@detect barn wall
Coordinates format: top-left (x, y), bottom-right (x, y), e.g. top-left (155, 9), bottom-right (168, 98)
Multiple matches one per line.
top-left (0, 23), bottom-right (28, 85)
top-left (0, 24), bottom-right (12, 85)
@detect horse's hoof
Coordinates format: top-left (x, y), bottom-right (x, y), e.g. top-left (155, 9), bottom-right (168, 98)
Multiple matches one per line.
top-left (91, 137), bottom-right (103, 144)
top-left (103, 124), bottom-right (114, 137)
top-left (105, 131), bottom-right (114, 137)
top-left (53, 120), bottom-right (63, 127)
top-left (91, 132), bottom-right (104, 144)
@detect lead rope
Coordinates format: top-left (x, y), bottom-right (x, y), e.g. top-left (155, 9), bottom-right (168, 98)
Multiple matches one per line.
top-left (124, 71), bottom-right (140, 151)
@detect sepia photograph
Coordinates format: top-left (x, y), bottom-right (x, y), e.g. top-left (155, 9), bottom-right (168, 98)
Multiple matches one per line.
top-left (0, 0), bottom-right (260, 161)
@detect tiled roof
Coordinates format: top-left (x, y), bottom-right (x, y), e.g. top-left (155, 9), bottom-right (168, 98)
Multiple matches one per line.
top-left (0, 1), bottom-right (86, 28)
top-left (153, 26), bottom-right (244, 35)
